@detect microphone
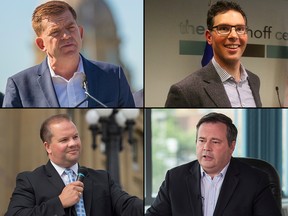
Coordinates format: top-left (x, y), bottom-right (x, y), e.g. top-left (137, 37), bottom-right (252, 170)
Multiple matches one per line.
top-left (75, 75), bottom-right (107, 107)
top-left (77, 166), bottom-right (88, 182)
top-left (275, 86), bottom-right (282, 107)
top-left (82, 75), bottom-right (88, 93)
top-left (198, 194), bottom-right (204, 201)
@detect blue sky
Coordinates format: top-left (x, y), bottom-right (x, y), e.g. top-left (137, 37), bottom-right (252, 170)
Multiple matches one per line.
top-left (0, 0), bottom-right (143, 93)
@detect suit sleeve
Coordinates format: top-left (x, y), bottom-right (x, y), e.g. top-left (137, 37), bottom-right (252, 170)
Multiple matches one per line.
top-left (118, 66), bottom-right (135, 107)
top-left (145, 171), bottom-right (172, 216)
top-left (3, 77), bottom-right (23, 108)
top-left (5, 172), bottom-right (65, 216)
top-left (108, 173), bottom-right (143, 216)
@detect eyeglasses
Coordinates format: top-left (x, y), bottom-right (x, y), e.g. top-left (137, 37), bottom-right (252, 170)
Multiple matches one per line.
top-left (211, 25), bottom-right (248, 36)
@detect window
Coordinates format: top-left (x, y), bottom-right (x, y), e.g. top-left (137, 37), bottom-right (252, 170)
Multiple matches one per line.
top-left (145, 108), bottom-right (287, 208)
top-left (145, 108), bottom-right (246, 206)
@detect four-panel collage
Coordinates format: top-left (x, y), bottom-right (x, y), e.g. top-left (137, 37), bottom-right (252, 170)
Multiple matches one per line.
top-left (0, 0), bottom-right (287, 215)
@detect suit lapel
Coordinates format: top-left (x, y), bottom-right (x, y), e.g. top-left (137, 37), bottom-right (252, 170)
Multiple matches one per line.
top-left (37, 59), bottom-right (60, 107)
top-left (45, 161), bottom-right (80, 216)
top-left (202, 63), bottom-right (231, 107)
top-left (213, 159), bottom-right (240, 216)
top-left (186, 162), bottom-right (203, 216)
top-left (45, 161), bottom-right (66, 193)
top-left (202, 63), bottom-right (262, 107)
top-left (203, 81), bottom-right (231, 107)
top-left (82, 170), bottom-right (93, 215)
top-left (82, 56), bottom-right (100, 107)
top-left (247, 75), bottom-right (261, 107)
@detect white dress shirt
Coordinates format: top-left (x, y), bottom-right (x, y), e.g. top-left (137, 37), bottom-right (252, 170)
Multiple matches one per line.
top-left (50, 161), bottom-right (79, 185)
top-left (48, 57), bottom-right (88, 107)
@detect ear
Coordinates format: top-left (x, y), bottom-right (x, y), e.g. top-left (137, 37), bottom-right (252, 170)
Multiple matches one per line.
top-left (78, 25), bottom-right (84, 39)
top-left (230, 141), bottom-right (236, 154)
top-left (205, 30), bottom-right (213, 45)
top-left (44, 142), bottom-right (52, 154)
top-left (35, 37), bottom-right (46, 51)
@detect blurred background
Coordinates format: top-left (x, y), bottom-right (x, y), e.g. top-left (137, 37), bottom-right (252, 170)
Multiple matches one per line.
top-left (145, 0), bottom-right (288, 107)
top-left (0, 109), bottom-right (143, 215)
top-left (0, 0), bottom-right (143, 97)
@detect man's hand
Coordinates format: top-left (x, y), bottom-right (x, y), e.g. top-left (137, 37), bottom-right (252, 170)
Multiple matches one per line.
top-left (59, 181), bottom-right (84, 208)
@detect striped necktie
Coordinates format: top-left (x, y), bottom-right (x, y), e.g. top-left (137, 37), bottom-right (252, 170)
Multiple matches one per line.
top-left (64, 169), bottom-right (86, 216)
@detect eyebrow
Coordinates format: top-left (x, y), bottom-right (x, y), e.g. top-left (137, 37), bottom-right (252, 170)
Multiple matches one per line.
top-left (65, 21), bottom-right (77, 27)
top-left (48, 21), bottom-right (76, 31)
top-left (214, 23), bottom-right (246, 26)
top-left (198, 137), bottom-right (222, 141)
top-left (211, 138), bottom-right (222, 142)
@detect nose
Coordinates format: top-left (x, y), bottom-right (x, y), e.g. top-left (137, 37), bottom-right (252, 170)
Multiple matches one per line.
top-left (61, 29), bottom-right (71, 40)
top-left (228, 27), bottom-right (239, 38)
top-left (68, 138), bottom-right (78, 147)
top-left (203, 141), bottom-right (212, 151)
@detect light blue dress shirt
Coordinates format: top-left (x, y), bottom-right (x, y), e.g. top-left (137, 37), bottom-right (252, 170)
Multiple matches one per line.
top-left (48, 57), bottom-right (88, 107)
top-left (200, 162), bottom-right (230, 216)
top-left (212, 58), bottom-right (256, 107)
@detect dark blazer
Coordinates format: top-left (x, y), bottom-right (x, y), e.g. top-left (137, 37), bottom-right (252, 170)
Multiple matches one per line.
top-left (165, 62), bottom-right (262, 107)
top-left (3, 55), bottom-right (135, 108)
top-left (5, 161), bottom-right (143, 216)
top-left (146, 158), bottom-right (281, 216)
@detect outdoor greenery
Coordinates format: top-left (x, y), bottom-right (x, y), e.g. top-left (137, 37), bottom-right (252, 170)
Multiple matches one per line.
top-left (151, 109), bottom-right (196, 194)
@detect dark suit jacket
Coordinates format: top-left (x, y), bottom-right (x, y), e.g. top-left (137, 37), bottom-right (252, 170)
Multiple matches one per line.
top-left (146, 158), bottom-right (281, 216)
top-left (3, 55), bottom-right (135, 108)
top-left (165, 62), bottom-right (262, 107)
top-left (5, 161), bottom-right (143, 216)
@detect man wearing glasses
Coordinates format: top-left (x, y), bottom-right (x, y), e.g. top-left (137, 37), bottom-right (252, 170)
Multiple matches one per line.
top-left (165, 1), bottom-right (262, 107)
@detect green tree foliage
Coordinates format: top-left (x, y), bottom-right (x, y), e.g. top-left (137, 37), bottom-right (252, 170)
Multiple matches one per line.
top-left (151, 109), bottom-right (196, 194)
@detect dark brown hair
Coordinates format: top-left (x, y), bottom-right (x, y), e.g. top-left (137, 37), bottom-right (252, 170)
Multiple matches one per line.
top-left (32, 0), bottom-right (77, 36)
top-left (196, 112), bottom-right (238, 146)
top-left (207, 1), bottom-right (247, 30)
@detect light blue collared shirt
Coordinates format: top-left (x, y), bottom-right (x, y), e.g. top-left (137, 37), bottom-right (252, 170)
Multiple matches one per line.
top-left (200, 162), bottom-right (230, 216)
top-left (212, 58), bottom-right (256, 107)
top-left (50, 161), bottom-right (79, 185)
top-left (48, 57), bottom-right (88, 107)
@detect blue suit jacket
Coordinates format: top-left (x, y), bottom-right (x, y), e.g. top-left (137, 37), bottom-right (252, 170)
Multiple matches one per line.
top-left (3, 55), bottom-right (135, 107)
